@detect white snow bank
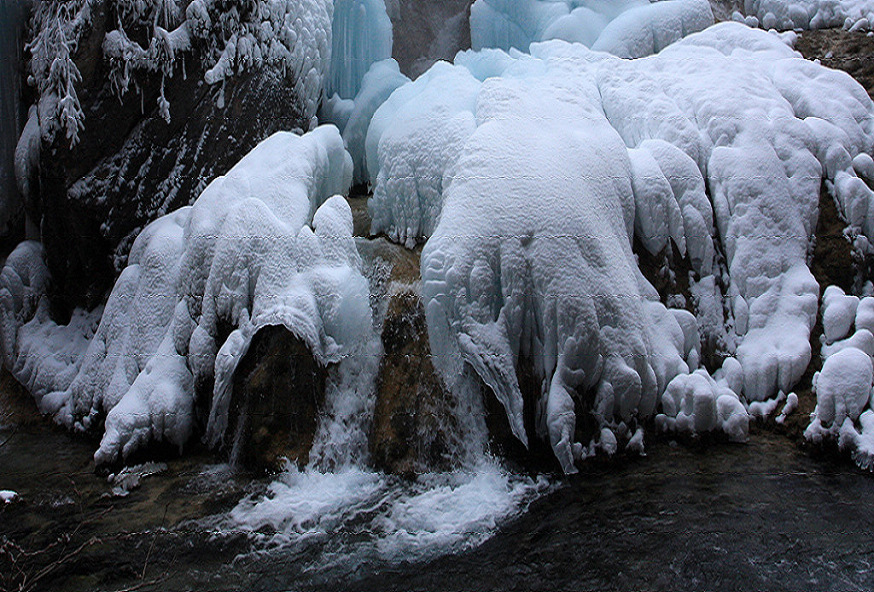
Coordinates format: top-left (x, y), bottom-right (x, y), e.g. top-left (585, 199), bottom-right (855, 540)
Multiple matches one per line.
top-left (470, 0), bottom-right (713, 58)
top-left (745, 0), bottom-right (874, 31)
top-left (813, 347), bottom-right (872, 425)
top-left (418, 49), bottom-right (696, 473)
top-left (806, 285), bottom-right (874, 470)
top-left (367, 61), bottom-right (481, 246)
top-left (0, 126), bottom-right (377, 466)
top-left (822, 285), bottom-right (860, 343)
top-left (362, 22), bottom-right (874, 470)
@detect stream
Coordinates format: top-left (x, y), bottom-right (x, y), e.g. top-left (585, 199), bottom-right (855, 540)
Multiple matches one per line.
top-left (2, 384), bottom-right (873, 592)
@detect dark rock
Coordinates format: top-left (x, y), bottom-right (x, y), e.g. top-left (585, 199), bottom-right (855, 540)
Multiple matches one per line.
top-left (390, 0), bottom-right (473, 79)
top-left (361, 239), bottom-right (456, 476)
top-left (226, 325), bottom-right (329, 473)
top-left (33, 2), bottom-right (308, 313)
top-left (371, 286), bottom-right (456, 476)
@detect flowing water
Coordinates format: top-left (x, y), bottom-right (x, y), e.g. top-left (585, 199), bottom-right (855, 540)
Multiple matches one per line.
top-left (2, 390), bottom-right (874, 592)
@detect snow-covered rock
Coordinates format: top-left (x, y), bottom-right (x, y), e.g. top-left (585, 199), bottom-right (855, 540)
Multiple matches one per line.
top-left (373, 24), bottom-right (874, 448)
top-left (657, 370), bottom-right (749, 441)
top-left (855, 296), bottom-right (874, 333)
top-left (0, 126), bottom-right (378, 466)
top-left (809, 346), bottom-right (873, 428)
top-left (471, 0), bottom-right (714, 58)
top-left (745, 0), bottom-right (874, 32)
top-left (822, 285), bottom-right (860, 343)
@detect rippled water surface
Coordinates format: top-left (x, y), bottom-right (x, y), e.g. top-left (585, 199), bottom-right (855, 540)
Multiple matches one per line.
top-left (2, 416), bottom-right (874, 592)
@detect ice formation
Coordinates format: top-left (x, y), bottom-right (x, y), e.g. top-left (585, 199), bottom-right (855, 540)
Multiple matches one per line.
top-left (366, 23), bottom-right (874, 470)
top-left (0, 126), bottom-right (377, 465)
top-left (470, 0), bottom-right (714, 58)
top-left (743, 0), bottom-right (874, 31)
top-left (329, 0), bottom-right (394, 100)
top-left (806, 287), bottom-right (874, 470)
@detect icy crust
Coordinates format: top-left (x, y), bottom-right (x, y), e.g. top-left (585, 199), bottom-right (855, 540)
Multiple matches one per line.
top-left (743, 0), bottom-right (874, 31)
top-left (470, 0), bottom-right (714, 58)
top-left (806, 286), bottom-right (874, 470)
top-left (0, 127), bottom-right (376, 466)
top-left (367, 23), bottom-right (874, 470)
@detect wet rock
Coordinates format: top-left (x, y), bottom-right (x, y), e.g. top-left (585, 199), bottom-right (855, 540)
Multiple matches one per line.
top-left (226, 326), bottom-right (329, 473)
top-left (32, 2), bottom-right (308, 313)
top-left (390, 0), bottom-right (473, 79)
top-left (356, 237), bottom-right (454, 476)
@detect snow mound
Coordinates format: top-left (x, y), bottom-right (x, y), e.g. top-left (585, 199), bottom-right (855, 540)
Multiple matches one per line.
top-left (0, 127), bottom-right (377, 466)
top-left (745, 0), bottom-right (874, 32)
top-left (822, 285), bottom-right (860, 343)
top-left (656, 370), bottom-right (749, 441)
top-left (806, 285), bottom-right (874, 470)
top-left (364, 23), bottom-right (874, 470)
top-left (470, 0), bottom-right (713, 58)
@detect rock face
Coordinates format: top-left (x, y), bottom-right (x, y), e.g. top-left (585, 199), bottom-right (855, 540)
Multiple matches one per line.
top-left (32, 2), bottom-right (309, 312)
top-left (226, 325), bottom-right (329, 473)
top-left (0, 0), bottom-right (28, 248)
top-left (371, 286), bottom-right (455, 476)
top-left (390, 0), bottom-right (473, 78)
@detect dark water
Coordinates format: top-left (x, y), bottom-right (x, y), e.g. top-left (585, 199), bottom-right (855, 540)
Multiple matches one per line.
top-left (2, 416), bottom-right (874, 592)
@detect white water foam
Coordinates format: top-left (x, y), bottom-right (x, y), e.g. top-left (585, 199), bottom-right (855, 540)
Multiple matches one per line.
top-left (221, 460), bottom-right (550, 571)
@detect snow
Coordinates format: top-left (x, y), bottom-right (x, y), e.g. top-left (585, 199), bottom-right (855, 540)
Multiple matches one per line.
top-left (418, 50), bottom-right (696, 473)
top-left (855, 295), bottom-right (874, 333)
top-left (745, 0), bottom-right (874, 31)
top-left (657, 370), bottom-right (749, 440)
top-left (367, 61), bottom-right (481, 246)
top-left (0, 490), bottom-right (18, 504)
top-left (0, 127), bottom-right (376, 466)
top-left (775, 391), bottom-right (798, 423)
top-left (813, 347), bottom-right (872, 426)
top-left (329, 0), bottom-right (394, 100)
top-left (822, 285), bottom-right (860, 343)
top-left (470, 0), bottom-right (713, 58)
top-left (806, 285), bottom-right (874, 470)
top-left (356, 22), bottom-right (874, 470)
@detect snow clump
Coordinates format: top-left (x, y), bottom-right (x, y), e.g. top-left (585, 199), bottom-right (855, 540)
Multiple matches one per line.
top-left (0, 126), bottom-right (375, 466)
top-left (470, 0), bottom-right (714, 58)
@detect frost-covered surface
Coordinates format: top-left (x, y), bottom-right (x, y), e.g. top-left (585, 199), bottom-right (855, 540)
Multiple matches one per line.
top-left (470, 0), bottom-right (714, 58)
top-left (0, 126), bottom-right (378, 466)
top-left (364, 23), bottom-right (874, 470)
top-left (27, 0), bottom-right (333, 141)
top-left (806, 286), bottom-right (874, 470)
top-left (743, 0), bottom-right (874, 31)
